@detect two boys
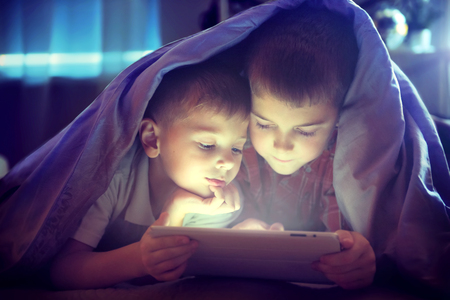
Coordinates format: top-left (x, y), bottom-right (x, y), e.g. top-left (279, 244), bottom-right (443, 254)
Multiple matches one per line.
top-left (52, 3), bottom-right (376, 290)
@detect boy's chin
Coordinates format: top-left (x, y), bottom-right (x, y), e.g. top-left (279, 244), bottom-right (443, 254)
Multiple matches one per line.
top-left (274, 169), bottom-right (298, 176)
top-left (268, 163), bottom-right (301, 176)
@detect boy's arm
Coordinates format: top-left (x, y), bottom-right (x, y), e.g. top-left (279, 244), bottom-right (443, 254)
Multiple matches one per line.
top-left (51, 238), bottom-right (145, 289)
top-left (51, 213), bottom-right (198, 290)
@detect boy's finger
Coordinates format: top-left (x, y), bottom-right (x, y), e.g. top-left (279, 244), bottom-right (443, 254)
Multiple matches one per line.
top-left (153, 261), bottom-right (189, 282)
top-left (335, 230), bottom-right (354, 250)
top-left (212, 195), bottom-right (226, 209)
top-left (151, 245), bottom-right (196, 274)
top-left (189, 196), bottom-right (223, 215)
top-left (312, 259), bottom-right (357, 274)
top-left (269, 222), bottom-right (284, 231)
top-left (209, 185), bottom-right (224, 200)
top-left (146, 240), bottom-right (198, 265)
top-left (155, 212), bottom-right (170, 226)
top-left (316, 243), bottom-right (374, 271)
top-left (203, 186), bottom-right (225, 212)
top-left (145, 212), bottom-right (170, 236)
top-left (223, 184), bottom-right (239, 209)
top-left (319, 246), bottom-right (359, 266)
top-left (145, 235), bottom-right (191, 252)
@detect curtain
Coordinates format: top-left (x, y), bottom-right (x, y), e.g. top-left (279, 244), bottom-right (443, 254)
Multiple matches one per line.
top-left (0, 0), bottom-right (162, 168)
top-left (0, 0), bottom-right (161, 83)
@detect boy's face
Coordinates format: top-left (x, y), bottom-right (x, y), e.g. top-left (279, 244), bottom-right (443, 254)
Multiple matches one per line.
top-left (158, 109), bottom-right (249, 198)
top-left (250, 93), bottom-right (338, 175)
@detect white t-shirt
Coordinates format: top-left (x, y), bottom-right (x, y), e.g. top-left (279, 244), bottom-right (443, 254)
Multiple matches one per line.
top-left (73, 139), bottom-right (242, 250)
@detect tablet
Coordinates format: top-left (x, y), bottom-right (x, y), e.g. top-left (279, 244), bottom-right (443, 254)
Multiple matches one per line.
top-left (150, 226), bottom-right (340, 284)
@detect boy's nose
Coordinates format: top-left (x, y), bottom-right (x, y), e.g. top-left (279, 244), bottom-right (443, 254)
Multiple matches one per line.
top-left (273, 134), bottom-right (294, 152)
top-left (216, 151), bottom-right (234, 170)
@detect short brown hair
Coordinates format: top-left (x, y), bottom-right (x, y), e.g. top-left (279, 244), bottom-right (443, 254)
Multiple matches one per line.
top-left (145, 57), bottom-right (251, 126)
top-left (246, 3), bottom-right (358, 109)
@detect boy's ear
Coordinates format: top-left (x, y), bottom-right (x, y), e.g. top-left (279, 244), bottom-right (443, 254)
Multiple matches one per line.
top-left (139, 118), bottom-right (161, 158)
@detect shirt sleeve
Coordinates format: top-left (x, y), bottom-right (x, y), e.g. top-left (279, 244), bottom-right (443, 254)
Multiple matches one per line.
top-left (72, 177), bottom-right (120, 248)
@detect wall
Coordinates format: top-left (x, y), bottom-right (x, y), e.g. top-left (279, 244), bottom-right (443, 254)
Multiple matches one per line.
top-left (159, 0), bottom-right (212, 44)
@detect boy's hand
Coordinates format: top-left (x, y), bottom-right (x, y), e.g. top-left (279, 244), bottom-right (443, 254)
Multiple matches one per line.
top-left (208, 183), bottom-right (240, 215)
top-left (164, 183), bottom-right (241, 226)
top-left (139, 212), bottom-right (198, 281)
top-left (312, 230), bottom-right (376, 289)
top-left (232, 218), bottom-right (284, 231)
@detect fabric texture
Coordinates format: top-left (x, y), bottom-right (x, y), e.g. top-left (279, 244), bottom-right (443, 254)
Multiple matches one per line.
top-left (236, 132), bottom-right (342, 232)
top-left (0, 0), bottom-right (449, 293)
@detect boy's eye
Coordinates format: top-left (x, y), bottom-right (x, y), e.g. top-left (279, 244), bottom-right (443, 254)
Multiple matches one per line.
top-left (232, 147), bottom-right (243, 155)
top-left (295, 128), bottom-right (316, 137)
top-left (199, 143), bottom-right (215, 150)
top-left (256, 122), bottom-right (272, 130)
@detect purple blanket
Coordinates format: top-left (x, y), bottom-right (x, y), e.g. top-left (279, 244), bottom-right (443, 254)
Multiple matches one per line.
top-left (0, 0), bottom-right (449, 293)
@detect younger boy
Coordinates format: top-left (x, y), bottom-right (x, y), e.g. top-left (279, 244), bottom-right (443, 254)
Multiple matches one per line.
top-left (234, 4), bottom-right (376, 289)
top-left (50, 58), bottom-right (251, 289)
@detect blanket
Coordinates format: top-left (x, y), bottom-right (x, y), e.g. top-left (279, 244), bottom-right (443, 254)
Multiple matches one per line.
top-left (0, 0), bottom-right (449, 294)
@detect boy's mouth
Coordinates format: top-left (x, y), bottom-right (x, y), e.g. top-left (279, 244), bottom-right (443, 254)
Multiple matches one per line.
top-left (206, 178), bottom-right (226, 187)
top-left (273, 156), bottom-right (293, 163)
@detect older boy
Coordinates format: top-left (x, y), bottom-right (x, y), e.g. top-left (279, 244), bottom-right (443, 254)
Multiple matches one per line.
top-left (50, 58), bottom-right (251, 289)
top-left (234, 4), bottom-right (376, 289)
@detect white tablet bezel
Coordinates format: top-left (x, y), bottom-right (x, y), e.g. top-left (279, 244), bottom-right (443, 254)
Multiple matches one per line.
top-left (150, 226), bottom-right (340, 284)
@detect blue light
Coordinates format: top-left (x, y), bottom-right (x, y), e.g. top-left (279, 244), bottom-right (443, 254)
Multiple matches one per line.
top-left (122, 51), bottom-right (151, 65)
top-left (49, 53), bottom-right (102, 65)
top-left (0, 51), bottom-right (153, 80)
top-left (25, 53), bottom-right (50, 66)
top-left (1, 54), bottom-right (24, 66)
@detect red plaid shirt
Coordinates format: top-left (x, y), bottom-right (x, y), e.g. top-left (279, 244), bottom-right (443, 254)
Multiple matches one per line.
top-left (235, 133), bottom-right (344, 232)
